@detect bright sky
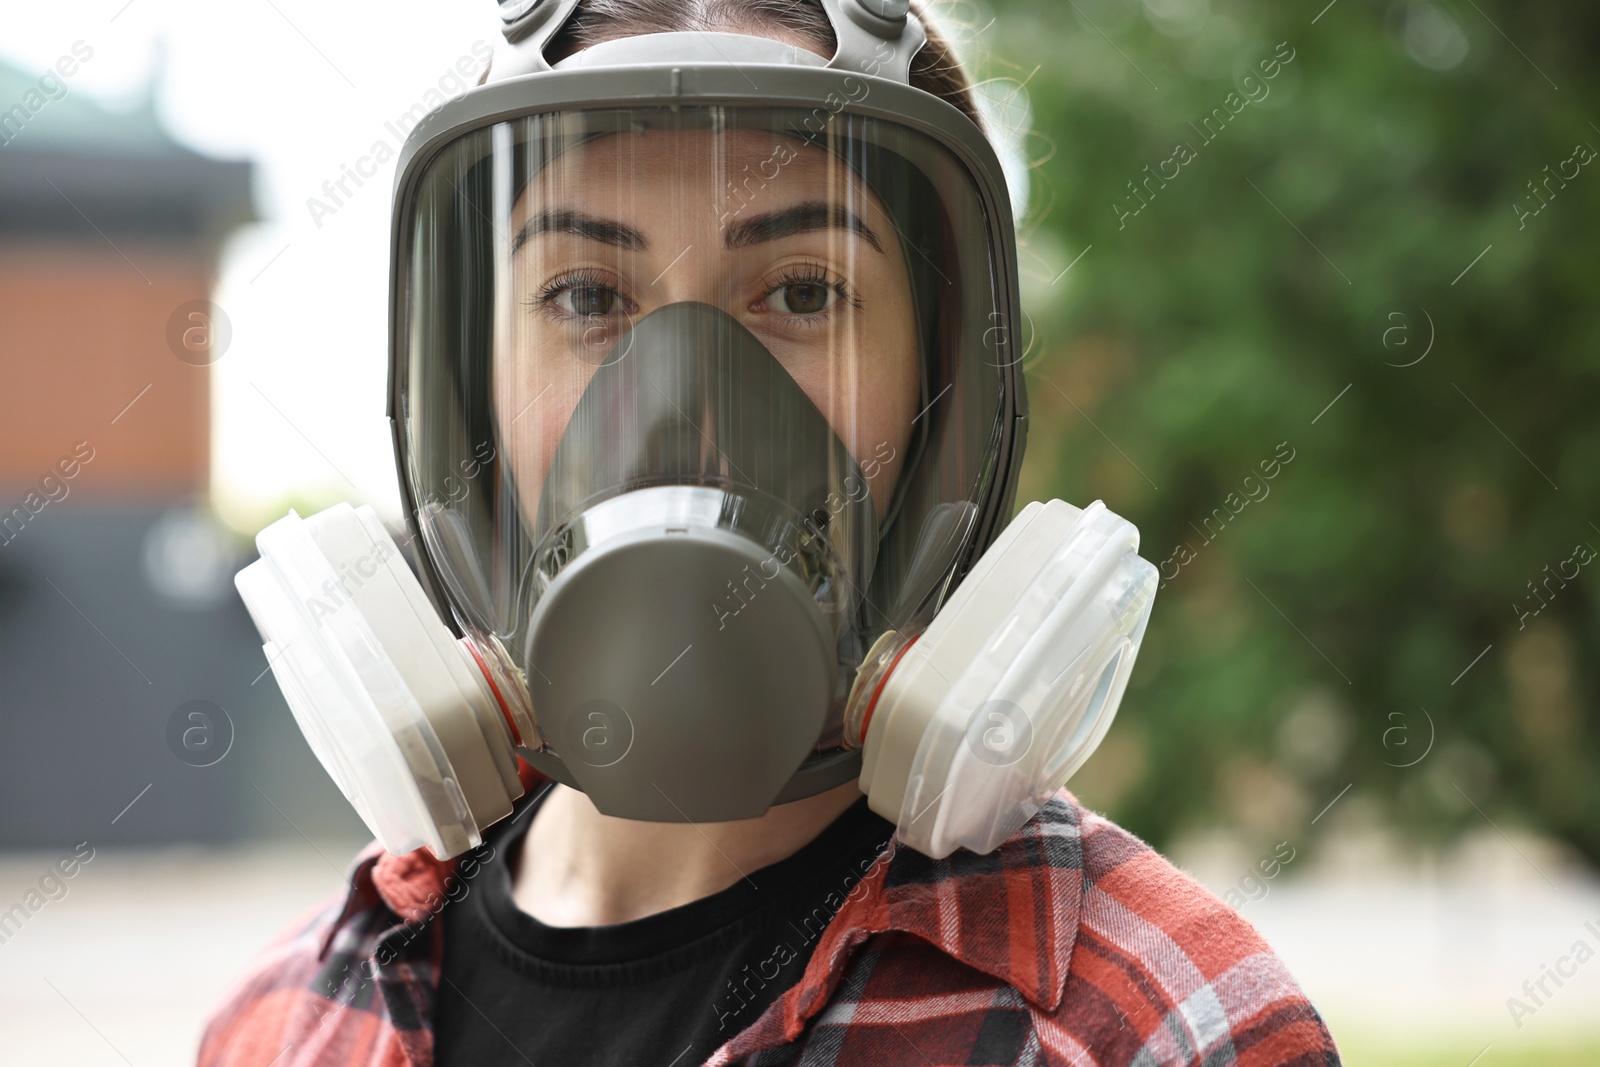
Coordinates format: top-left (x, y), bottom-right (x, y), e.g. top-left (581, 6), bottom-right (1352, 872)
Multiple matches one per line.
top-left (2, 1), bottom-right (1028, 534)
top-left (3, 1), bottom-right (498, 530)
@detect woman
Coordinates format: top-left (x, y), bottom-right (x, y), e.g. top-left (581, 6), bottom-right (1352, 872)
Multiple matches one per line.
top-left (202, 1), bottom-right (1342, 1064)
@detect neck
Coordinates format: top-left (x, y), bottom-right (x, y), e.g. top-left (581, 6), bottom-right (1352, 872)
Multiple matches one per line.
top-left (511, 778), bottom-right (866, 927)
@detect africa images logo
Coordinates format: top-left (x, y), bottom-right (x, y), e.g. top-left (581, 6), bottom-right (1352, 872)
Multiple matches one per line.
top-left (0, 41), bottom-right (94, 149)
top-left (305, 41), bottom-right (493, 228)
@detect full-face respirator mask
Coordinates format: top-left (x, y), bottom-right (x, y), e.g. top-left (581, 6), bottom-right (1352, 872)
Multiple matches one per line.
top-left (236, 0), bottom-right (1158, 862)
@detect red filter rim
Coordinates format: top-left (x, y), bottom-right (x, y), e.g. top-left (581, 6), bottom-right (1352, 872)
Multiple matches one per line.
top-left (461, 636), bottom-right (523, 747)
top-left (859, 632), bottom-right (921, 745)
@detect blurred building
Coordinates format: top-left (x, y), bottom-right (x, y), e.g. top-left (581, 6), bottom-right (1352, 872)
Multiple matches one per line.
top-left (0, 60), bottom-right (362, 848)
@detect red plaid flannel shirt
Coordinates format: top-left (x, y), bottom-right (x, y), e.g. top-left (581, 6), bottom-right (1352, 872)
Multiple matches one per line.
top-left (198, 763), bottom-right (1341, 1066)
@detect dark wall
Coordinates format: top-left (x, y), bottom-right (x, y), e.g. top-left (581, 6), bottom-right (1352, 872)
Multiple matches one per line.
top-left (0, 503), bottom-right (369, 849)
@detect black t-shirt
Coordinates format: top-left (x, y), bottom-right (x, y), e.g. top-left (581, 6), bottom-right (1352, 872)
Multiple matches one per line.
top-left (433, 784), bottom-right (897, 1066)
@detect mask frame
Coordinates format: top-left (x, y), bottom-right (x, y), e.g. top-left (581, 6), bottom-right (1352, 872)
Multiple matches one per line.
top-left (384, 36), bottom-right (1029, 809)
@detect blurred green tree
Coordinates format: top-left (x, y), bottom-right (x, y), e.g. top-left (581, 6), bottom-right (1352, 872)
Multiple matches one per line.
top-left (967, 0), bottom-right (1600, 863)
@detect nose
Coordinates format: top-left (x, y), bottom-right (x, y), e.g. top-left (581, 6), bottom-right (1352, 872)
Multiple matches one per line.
top-left (642, 245), bottom-right (731, 312)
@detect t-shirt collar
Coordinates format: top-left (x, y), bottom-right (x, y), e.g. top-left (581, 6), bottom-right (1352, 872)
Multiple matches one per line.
top-left (330, 763), bottom-right (1082, 1016)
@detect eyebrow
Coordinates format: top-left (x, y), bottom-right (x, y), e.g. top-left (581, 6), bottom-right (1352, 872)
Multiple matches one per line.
top-left (726, 201), bottom-right (885, 254)
top-left (512, 208), bottom-right (648, 253)
top-left (511, 200), bottom-right (886, 256)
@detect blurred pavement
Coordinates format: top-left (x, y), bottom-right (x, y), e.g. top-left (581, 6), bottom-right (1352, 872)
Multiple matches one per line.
top-left (2, 831), bottom-right (1598, 1064)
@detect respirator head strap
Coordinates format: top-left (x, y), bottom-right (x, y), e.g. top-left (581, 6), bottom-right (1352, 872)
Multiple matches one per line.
top-left (495, 0), bottom-right (927, 83)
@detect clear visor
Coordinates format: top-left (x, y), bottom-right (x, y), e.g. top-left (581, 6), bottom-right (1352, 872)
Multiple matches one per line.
top-left (398, 104), bottom-right (1012, 750)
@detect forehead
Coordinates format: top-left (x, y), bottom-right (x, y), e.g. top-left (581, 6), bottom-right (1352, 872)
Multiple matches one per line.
top-left (516, 127), bottom-right (879, 210)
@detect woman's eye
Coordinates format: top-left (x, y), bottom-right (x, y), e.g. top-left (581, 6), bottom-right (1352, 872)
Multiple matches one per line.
top-left (769, 282), bottom-right (835, 315)
top-left (558, 285), bottom-right (619, 316)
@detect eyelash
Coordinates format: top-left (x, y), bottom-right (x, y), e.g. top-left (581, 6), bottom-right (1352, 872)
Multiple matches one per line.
top-left (760, 262), bottom-right (862, 327)
top-left (527, 269), bottom-right (636, 324)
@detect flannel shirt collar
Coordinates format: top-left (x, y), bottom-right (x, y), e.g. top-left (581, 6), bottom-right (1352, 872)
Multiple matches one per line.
top-left (323, 765), bottom-right (1081, 1024)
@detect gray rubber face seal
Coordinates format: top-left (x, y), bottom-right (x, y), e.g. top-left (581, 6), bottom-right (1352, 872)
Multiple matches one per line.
top-left (532, 301), bottom-right (877, 583)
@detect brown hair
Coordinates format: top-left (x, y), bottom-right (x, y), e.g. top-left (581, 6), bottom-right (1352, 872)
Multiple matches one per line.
top-left (544, 0), bottom-right (984, 128)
